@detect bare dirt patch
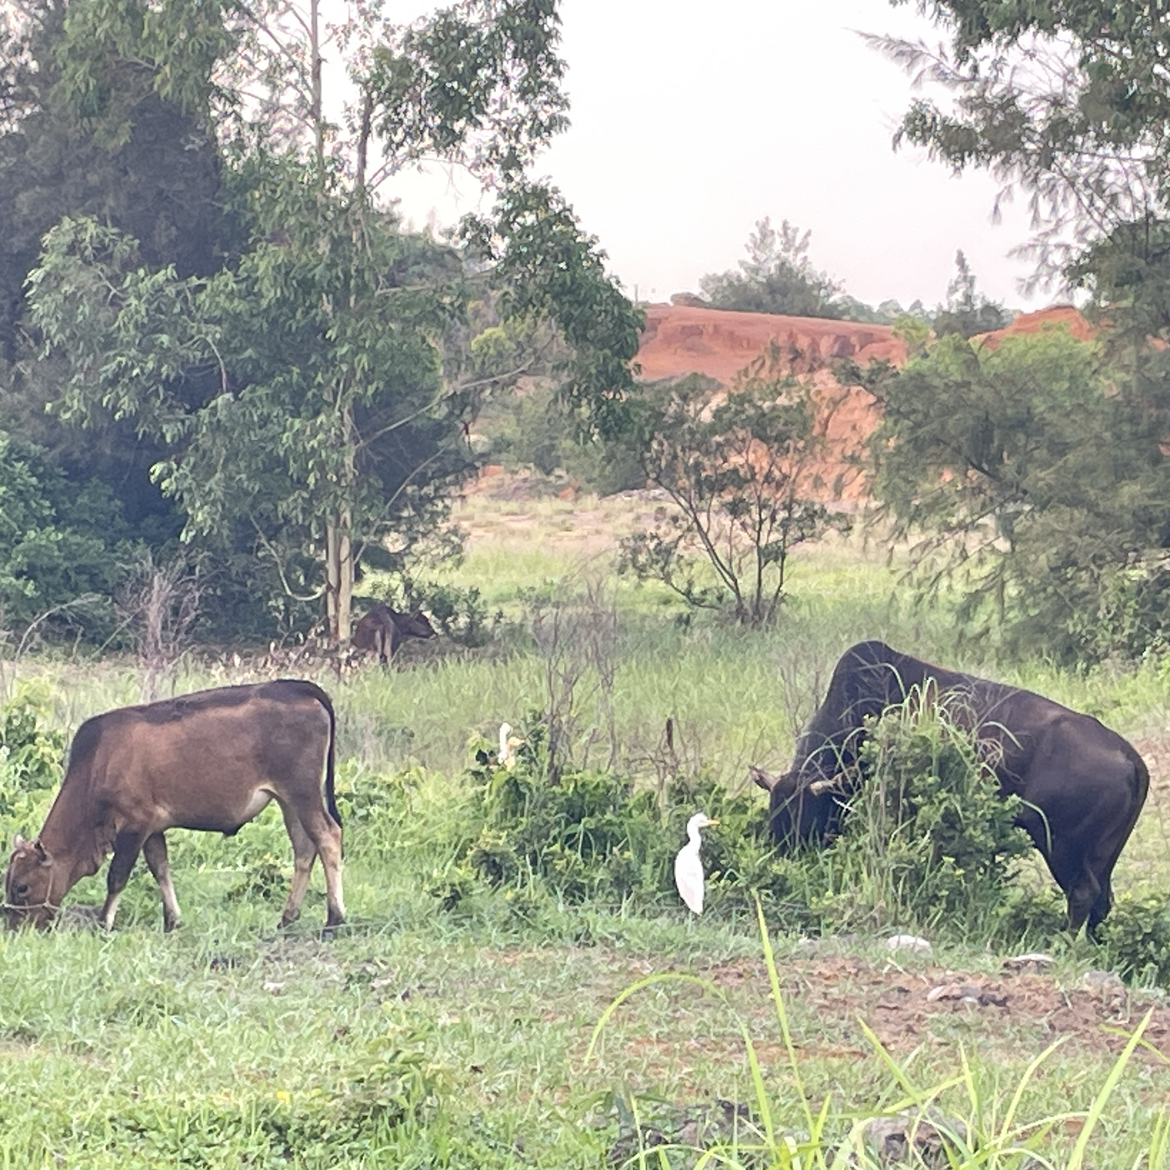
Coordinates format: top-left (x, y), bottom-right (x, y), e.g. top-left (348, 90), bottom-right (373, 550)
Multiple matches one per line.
top-left (700, 953), bottom-right (1170, 1067)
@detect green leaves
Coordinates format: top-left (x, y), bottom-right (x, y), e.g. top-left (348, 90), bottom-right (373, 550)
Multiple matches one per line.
top-left (0, 429), bottom-right (136, 637)
top-left (463, 180), bottom-right (643, 439)
top-left (862, 324), bottom-right (1170, 659)
top-left (367, 0), bottom-right (568, 180)
top-left (12, 0), bottom-right (639, 644)
top-left (700, 216), bottom-right (845, 319)
top-left (617, 347), bottom-right (845, 625)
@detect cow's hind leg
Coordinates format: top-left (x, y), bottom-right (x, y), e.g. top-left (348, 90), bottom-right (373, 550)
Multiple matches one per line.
top-left (1087, 873), bottom-right (1113, 943)
top-left (1051, 845), bottom-right (1101, 940)
top-left (277, 804), bottom-right (318, 928)
top-left (99, 831), bottom-right (146, 931)
top-left (298, 805), bottom-right (346, 931)
top-left (142, 832), bottom-right (181, 932)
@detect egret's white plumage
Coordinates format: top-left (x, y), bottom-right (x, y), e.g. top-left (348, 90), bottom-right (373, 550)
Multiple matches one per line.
top-left (498, 722), bottom-right (523, 768)
top-left (674, 812), bottom-right (718, 914)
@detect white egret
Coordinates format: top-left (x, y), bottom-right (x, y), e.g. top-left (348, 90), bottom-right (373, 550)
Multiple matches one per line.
top-left (674, 812), bottom-right (719, 914)
top-left (498, 722), bottom-right (524, 768)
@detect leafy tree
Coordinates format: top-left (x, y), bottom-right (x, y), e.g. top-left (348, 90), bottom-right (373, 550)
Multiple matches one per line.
top-left (617, 346), bottom-right (847, 625)
top-left (21, 0), bottom-right (641, 645)
top-left (880, 2), bottom-right (1170, 286)
top-left (870, 2), bottom-right (1170, 658)
top-left (0, 430), bottom-right (137, 640)
top-left (699, 217), bottom-right (845, 319)
top-left (0, 0), bottom-right (229, 588)
top-left (932, 250), bottom-right (1011, 338)
top-left (859, 326), bottom-right (1170, 660)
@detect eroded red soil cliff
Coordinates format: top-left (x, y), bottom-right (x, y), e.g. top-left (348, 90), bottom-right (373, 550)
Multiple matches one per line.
top-left (634, 303), bottom-right (1089, 501)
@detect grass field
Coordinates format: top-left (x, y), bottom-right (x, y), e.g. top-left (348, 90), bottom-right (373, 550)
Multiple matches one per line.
top-left (2, 485), bottom-right (1169, 1168)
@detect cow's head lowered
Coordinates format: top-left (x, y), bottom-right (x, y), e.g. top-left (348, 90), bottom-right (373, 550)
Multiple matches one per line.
top-left (4, 835), bottom-right (60, 929)
top-left (750, 766), bottom-right (846, 850)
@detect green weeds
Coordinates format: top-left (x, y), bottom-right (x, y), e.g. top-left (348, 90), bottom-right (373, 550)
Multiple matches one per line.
top-left (3, 498), bottom-right (1170, 1166)
top-left (588, 901), bottom-right (1170, 1169)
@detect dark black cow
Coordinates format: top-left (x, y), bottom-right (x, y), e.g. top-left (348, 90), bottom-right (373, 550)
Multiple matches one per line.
top-left (352, 605), bottom-right (435, 667)
top-left (751, 640), bottom-right (1149, 937)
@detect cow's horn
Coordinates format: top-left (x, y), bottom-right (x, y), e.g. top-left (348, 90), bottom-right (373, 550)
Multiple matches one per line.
top-left (808, 778), bottom-right (836, 796)
top-left (749, 766), bottom-right (777, 793)
top-left (12, 833), bottom-right (25, 848)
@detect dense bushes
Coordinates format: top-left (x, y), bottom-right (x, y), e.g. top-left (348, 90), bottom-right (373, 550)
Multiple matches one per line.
top-left (1100, 893), bottom-right (1170, 987)
top-left (824, 698), bottom-right (1034, 937)
top-left (0, 432), bottom-right (139, 642)
top-left (458, 719), bottom-right (772, 911)
top-left (348, 701), bottom-right (1049, 945)
top-left (0, 687), bottom-right (64, 820)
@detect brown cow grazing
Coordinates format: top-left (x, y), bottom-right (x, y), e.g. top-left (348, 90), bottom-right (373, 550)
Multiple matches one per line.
top-left (3, 679), bottom-right (345, 934)
top-left (352, 604), bottom-right (435, 666)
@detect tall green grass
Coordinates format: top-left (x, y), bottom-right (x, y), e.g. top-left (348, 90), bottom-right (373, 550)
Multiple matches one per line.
top-left (1, 496), bottom-right (1169, 1166)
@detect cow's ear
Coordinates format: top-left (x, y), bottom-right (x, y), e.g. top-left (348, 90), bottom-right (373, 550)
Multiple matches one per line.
top-left (750, 766), bottom-right (776, 793)
top-left (33, 839), bottom-right (52, 865)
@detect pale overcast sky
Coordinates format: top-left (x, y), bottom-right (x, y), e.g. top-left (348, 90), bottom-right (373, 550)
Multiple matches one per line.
top-left (387, 0), bottom-right (1045, 313)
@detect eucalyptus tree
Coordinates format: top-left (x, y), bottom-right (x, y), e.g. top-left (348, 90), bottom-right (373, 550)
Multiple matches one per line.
top-left (24, 0), bottom-right (640, 644)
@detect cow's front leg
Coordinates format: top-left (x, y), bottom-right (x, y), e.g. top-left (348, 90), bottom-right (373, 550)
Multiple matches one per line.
top-left (99, 832), bottom-right (145, 931)
top-left (143, 832), bottom-right (181, 932)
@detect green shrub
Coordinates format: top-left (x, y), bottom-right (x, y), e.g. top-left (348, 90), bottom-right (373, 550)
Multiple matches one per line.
top-left (416, 582), bottom-right (500, 649)
top-left (455, 717), bottom-right (791, 913)
top-left (0, 689), bottom-right (65, 792)
top-left (224, 853), bottom-right (288, 903)
top-left (1099, 891), bottom-right (1170, 987)
top-left (827, 695), bottom-right (1033, 938)
top-left (0, 687), bottom-right (65, 821)
top-left (993, 885), bottom-right (1070, 947)
top-left (0, 431), bottom-right (137, 642)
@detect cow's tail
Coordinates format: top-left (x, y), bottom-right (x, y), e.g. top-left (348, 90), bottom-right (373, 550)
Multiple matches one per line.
top-left (1122, 744), bottom-right (1150, 842)
top-left (296, 680), bottom-right (341, 830)
top-left (322, 693), bottom-right (341, 831)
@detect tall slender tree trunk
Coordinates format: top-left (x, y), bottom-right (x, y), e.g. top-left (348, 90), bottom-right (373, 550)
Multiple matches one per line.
top-left (325, 512), bottom-right (354, 646)
top-left (310, 0), bottom-right (324, 169)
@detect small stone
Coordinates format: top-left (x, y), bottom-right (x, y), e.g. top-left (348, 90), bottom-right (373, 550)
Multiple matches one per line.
top-left (928, 981), bottom-right (991, 1006)
top-left (887, 934), bottom-right (932, 955)
top-left (1003, 952), bottom-right (1054, 971)
top-left (863, 1110), bottom-right (969, 1167)
top-left (1082, 970), bottom-right (1125, 997)
top-left (927, 983), bottom-right (963, 1002)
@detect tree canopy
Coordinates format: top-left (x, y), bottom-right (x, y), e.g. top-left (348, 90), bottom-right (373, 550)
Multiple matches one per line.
top-left (862, 0), bottom-right (1170, 660)
top-left (3, 0), bottom-right (642, 646)
top-left (859, 325), bottom-right (1170, 659)
top-left (699, 217), bottom-right (846, 319)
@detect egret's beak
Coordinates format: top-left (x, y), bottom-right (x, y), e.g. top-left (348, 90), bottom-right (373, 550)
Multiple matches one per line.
top-left (709, 819), bottom-right (721, 826)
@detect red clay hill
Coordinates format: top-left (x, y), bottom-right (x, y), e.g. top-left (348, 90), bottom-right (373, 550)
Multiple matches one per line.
top-left (634, 301), bottom-right (1090, 502)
